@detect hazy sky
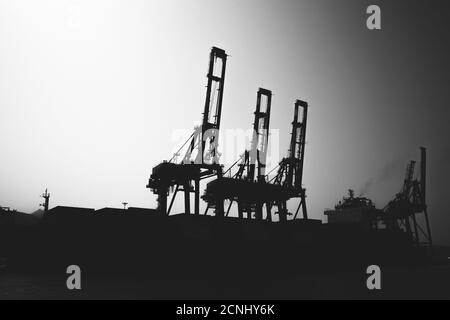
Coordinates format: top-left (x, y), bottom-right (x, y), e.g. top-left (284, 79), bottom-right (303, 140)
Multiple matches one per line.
top-left (1, 0), bottom-right (449, 245)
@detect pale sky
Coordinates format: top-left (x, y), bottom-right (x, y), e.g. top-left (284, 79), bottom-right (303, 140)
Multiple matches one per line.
top-left (1, 0), bottom-right (449, 245)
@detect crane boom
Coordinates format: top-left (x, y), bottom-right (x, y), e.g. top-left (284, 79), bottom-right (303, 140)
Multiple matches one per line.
top-left (183, 47), bottom-right (227, 165)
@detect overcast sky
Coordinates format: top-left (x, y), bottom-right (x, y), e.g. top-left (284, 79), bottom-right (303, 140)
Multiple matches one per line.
top-left (1, 0), bottom-right (449, 245)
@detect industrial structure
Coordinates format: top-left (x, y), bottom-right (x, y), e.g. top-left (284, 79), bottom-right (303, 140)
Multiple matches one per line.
top-left (269, 99), bottom-right (309, 221)
top-left (147, 47), bottom-right (312, 222)
top-left (40, 189), bottom-right (50, 215)
top-left (202, 97), bottom-right (309, 222)
top-left (384, 147), bottom-right (432, 247)
top-left (325, 147), bottom-right (432, 249)
top-left (202, 87), bottom-right (274, 219)
top-left (146, 47), bottom-right (227, 216)
top-left (0, 46), bottom-right (443, 300)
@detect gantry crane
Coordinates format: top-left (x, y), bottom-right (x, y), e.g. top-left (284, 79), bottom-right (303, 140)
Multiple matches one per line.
top-left (147, 47), bottom-right (311, 223)
top-left (147, 47), bottom-right (227, 215)
top-left (202, 88), bottom-right (273, 220)
top-left (384, 147), bottom-right (432, 247)
top-left (203, 97), bottom-right (310, 223)
top-left (269, 100), bottom-right (308, 222)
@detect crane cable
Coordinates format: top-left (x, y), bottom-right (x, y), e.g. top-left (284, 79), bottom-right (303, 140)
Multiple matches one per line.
top-left (169, 131), bottom-right (195, 163)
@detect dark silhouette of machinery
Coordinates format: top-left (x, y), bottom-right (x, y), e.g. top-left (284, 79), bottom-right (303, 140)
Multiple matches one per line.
top-left (146, 47), bottom-right (227, 215)
top-left (147, 47), bottom-right (311, 222)
top-left (269, 100), bottom-right (308, 221)
top-left (202, 88), bottom-right (273, 219)
top-left (384, 147), bottom-right (432, 247)
top-left (40, 189), bottom-right (50, 214)
top-left (235, 88), bottom-right (273, 185)
top-left (202, 98), bottom-right (310, 222)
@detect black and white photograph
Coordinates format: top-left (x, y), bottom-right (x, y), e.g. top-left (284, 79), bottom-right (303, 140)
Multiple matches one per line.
top-left (0, 0), bottom-right (450, 303)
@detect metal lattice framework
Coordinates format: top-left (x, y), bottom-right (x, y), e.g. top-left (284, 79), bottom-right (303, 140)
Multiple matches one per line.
top-left (203, 98), bottom-right (310, 223)
top-left (203, 88), bottom-right (273, 219)
top-left (147, 47), bottom-right (227, 215)
top-left (384, 147), bottom-right (432, 247)
top-left (269, 100), bottom-right (308, 221)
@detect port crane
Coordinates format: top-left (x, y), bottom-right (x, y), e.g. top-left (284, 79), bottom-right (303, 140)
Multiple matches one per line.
top-left (203, 98), bottom-right (310, 222)
top-left (202, 88), bottom-right (273, 219)
top-left (269, 100), bottom-right (309, 221)
top-left (148, 47), bottom-right (311, 223)
top-left (147, 47), bottom-right (227, 215)
top-left (384, 147), bottom-right (432, 247)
